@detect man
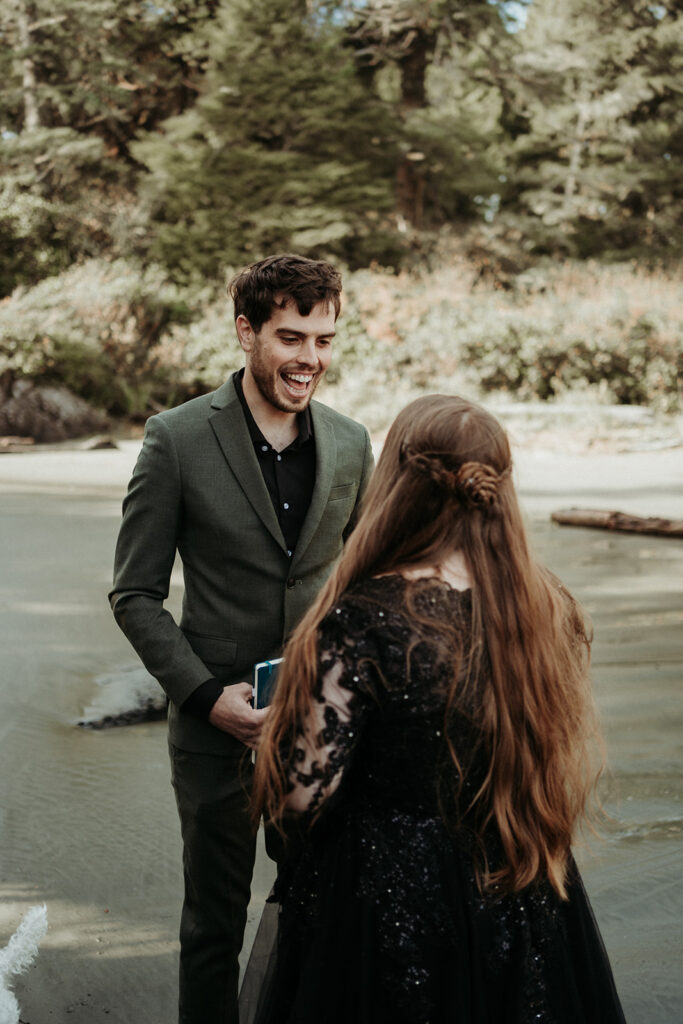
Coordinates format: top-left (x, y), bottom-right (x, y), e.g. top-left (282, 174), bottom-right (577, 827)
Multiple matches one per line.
top-left (109, 254), bottom-right (374, 1024)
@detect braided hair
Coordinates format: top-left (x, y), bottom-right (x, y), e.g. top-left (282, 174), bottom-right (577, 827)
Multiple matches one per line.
top-left (400, 444), bottom-right (511, 511)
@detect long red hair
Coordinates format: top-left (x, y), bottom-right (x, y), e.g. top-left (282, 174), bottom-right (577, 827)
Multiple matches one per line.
top-left (253, 395), bottom-right (602, 898)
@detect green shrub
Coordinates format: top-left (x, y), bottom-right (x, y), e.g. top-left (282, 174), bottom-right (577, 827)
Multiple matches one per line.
top-left (326, 260), bottom-right (682, 424)
top-left (459, 309), bottom-right (680, 412)
top-left (0, 259), bottom-right (196, 416)
top-left (2, 256), bottom-right (679, 432)
top-left (162, 298), bottom-right (242, 392)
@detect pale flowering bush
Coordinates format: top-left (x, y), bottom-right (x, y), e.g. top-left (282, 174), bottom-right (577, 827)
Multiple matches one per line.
top-left (327, 260), bottom-right (681, 426)
top-left (1, 256), bottom-right (679, 434)
top-left (162, 298), bottom-right (242, 389)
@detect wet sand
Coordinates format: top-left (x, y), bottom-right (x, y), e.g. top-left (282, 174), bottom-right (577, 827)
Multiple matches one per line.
top-left (0, 434), bottom-right (681, 1023)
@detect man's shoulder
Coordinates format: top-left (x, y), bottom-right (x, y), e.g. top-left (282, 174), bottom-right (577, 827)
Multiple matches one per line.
top-left (150, 381), bottom-right (234, 431)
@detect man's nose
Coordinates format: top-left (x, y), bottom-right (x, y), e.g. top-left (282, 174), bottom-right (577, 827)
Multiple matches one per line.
top-left (297, 338), bottom-right (318, 365)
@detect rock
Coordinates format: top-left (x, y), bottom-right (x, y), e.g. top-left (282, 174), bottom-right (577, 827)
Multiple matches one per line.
top-left (0, 378), bottom-right (109, 443)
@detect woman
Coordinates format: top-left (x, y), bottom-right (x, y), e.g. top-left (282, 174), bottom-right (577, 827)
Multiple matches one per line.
top-left (251, 394), bottom-right (625, 1024)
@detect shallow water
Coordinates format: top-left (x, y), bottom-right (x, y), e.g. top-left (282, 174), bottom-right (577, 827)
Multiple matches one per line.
top-left (0, 487), bottom-right (681, 1023)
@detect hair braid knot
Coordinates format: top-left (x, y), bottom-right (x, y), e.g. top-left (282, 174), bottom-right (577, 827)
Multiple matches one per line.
top-left (401, 445), bottom-right (510, 510)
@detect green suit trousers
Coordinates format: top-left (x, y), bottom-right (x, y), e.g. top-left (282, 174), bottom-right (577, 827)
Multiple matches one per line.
top-left (169, 744), bottom-right (256, 1024)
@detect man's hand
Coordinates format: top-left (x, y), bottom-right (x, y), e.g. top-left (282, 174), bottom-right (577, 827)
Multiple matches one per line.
top-left (208, 683), bottom-right (269, 749)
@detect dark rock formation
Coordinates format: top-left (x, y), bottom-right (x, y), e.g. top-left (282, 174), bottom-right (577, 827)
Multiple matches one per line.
top-left (0, 376), bottom-right (109, 443)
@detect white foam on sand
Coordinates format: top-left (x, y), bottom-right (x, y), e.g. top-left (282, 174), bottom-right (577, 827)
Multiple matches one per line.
top-left (79, 665), bottom-right (166, 726)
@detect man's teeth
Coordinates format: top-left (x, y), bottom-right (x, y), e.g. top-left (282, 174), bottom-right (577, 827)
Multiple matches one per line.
top-left (284, 374), bottom-right (312, 384)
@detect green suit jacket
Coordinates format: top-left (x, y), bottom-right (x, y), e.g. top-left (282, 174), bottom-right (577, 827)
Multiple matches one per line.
top-left (110, 376), bottom-right (374, 755)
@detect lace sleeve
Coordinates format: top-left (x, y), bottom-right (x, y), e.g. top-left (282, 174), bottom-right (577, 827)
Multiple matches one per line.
top-left (284, 603), bottom-right (376, 816)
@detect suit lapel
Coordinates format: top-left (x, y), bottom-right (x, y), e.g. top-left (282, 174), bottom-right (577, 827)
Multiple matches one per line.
top-left (292, 401), bottom-right (337, 565)
top-left (208, 380), bottom-right (287, 552)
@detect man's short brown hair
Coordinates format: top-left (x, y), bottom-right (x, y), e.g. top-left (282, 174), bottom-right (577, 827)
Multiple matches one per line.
top-left (228, 253), bottom-right (342, 332)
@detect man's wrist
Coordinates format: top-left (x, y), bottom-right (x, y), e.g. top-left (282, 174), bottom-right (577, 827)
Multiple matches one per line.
top-left (181, 678), bottom-right (224, 720)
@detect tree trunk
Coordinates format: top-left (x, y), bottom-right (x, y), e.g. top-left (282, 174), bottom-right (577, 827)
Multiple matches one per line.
top-left (17, 1), bottom-right (40, 130)
top-left (564, 80), bottom-right (588, 200)
top-left (395, 26), bottom-right (434, 229)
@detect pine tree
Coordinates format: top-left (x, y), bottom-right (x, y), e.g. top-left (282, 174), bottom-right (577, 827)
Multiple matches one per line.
top-left (134, 0), bottom-right (402, 279)
top-left (0, 0), bottom-right (216, 293)
top-left (600, 0), bottom-right (683, 257)
top-left (502, 0), bottom-right (683, 257)
top-left (343, 0), bottom-right (513, 230)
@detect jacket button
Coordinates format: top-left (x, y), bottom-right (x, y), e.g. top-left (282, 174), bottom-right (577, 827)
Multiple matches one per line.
top-left (287, 578), bottom-right (296, 589)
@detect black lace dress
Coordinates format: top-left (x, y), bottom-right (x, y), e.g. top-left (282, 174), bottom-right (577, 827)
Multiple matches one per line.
top-left (250, 575), bottom-right (625, 1024)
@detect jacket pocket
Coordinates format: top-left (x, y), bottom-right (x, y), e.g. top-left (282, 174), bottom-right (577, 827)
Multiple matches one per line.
top-left (183, 631), bottom-right (238, 667)
top-left (328, 482), bottom-right (355, 501)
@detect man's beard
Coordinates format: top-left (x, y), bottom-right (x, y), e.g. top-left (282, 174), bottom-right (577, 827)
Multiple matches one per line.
top-left (250, 348), bottom-right (321, 414)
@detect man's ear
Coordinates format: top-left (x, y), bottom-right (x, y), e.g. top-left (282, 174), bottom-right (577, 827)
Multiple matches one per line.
top-left (236, 314), bottom-right (255, 353)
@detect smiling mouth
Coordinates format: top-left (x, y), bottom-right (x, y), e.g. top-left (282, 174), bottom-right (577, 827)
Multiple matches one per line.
top-left (281, 371), bottom-right (315, 395)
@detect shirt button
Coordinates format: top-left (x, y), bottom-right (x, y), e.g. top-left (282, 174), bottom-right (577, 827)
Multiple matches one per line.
top-left (261, 444), bottom-right (268, 452)
top-left (287, 550), bottom-right (292, 558)
top-left (283, 502), bottom-right (289, 510)
top-left (276, 454), bottom-right (282, 462)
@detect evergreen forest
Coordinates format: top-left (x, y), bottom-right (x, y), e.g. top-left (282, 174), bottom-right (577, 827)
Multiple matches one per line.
top-left (1, 0), bottom-right (681, 439)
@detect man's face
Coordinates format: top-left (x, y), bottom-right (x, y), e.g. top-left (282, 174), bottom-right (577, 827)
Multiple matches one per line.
top-left (238, 298), bottom-right (336, 414)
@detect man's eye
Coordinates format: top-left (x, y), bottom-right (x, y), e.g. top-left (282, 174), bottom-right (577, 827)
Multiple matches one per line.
top-left (317, 338), bottom-right (332, 346)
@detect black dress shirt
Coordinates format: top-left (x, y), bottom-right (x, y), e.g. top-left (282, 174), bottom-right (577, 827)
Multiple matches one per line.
top-left (233, 369), bottom-right (316, 557)
top-left (182, 370), bottom-right (317, 719)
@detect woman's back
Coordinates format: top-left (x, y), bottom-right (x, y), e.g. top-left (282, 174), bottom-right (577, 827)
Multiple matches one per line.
top-left (329, 575), bottom-right (476, 816)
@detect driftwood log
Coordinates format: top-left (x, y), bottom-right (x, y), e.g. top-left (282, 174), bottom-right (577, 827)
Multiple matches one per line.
top-left (551, 508), bottom-right (683, 538)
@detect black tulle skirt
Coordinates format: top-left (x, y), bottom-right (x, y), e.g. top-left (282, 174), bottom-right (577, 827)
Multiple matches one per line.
top-left (240, 809), bottom-right (626, 1024)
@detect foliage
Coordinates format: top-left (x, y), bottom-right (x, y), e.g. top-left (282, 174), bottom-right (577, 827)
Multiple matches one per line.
top-left (1, 0), bottom-right (681, 292)
top-left (162, 291), bottom-right (244, 388)
top-left (0, 127), bottom-right (112, 293)
top-left (0, 259), bottom-right (197, 416)
top-left (341, 0), bottom-right (514, 230)
top-left (0, 0), bottom-right (217, 294)
top-left (1, 0), bottom-right (681, 431)
top-left (0, 0), bottom-right (215, 142)
top-left (501, 0), bottom-right (683, 259)
top-left (322, 256), bottom-right (682, 430)
top-left (133, 0), bottom-right (403, 280)
top-left (459, 312), bottom-right (680, 411)
top-left (1, 252), bottom-right (679, 437)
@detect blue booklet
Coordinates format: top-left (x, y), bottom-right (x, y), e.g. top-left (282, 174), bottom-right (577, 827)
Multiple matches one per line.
top-left (252, 658), bottom-right (283, 710)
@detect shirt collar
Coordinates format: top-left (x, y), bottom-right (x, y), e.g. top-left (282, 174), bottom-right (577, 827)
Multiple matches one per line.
top-left (232, 369), bottom-right (313, 449)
